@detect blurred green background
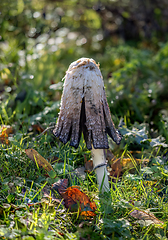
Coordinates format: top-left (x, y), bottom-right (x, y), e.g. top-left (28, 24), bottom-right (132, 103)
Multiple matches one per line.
top-left (1, 0), bottom-right (168, 143)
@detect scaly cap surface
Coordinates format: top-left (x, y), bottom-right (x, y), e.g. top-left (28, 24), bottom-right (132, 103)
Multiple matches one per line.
top-left (53, 58), bottom-right (122, 149)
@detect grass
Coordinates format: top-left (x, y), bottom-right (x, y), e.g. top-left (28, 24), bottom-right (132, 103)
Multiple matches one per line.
top-left (0, 123), bottom-right (168, 239)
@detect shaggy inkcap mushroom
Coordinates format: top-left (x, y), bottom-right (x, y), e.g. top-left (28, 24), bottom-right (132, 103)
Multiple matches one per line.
top-left (53, 58), bottom-right (122, 149)
top-left (53, 58), bottom-right (122, 192)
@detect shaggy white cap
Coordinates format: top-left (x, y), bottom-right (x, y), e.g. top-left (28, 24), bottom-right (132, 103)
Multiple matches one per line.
top-left (53, 58), bottom-right (122, 149)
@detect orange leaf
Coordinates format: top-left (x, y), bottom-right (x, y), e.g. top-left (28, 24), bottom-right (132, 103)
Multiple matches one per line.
top-left (62, 186), bottom-right (97, 217)
top-left (1, 125), bottom-right (13, 135)
top-left (32, 124), bottom-right (45, 133)
top-left (0, 125), bottom-right (13, 145)
top-left (25, 149), bottom-right (55, 173)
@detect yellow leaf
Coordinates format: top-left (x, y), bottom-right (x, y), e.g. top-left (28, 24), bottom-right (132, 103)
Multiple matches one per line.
top-left (25, 149), bottom-right (55, 173)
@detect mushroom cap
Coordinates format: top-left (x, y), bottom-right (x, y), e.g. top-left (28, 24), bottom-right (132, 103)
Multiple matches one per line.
top-left (53, 58), bottom-right (122, 149)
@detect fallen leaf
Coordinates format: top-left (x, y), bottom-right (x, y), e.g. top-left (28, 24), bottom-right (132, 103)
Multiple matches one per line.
top-left (52, 178), bottom-right (68, 195)
top-left (84, 160), bottom-right (93, 173)
top-left (1, 125), bottom-right (13, 135)
top-left (32, 124), bottom-right (45, 133)
top-left (62, 186), bottom-right (97, 217)
top-left (109, 157), bottom-right (123, 177)
top-left (25, 149), bottom-right (55, 174)
top-left (52, 179), bottom-right (97, 217)
top-left (109, 156), bottom-right (147, 177)
top-left (84, 154), bottom-right (93, 173)
top-left (130, 210), bottom-right (164, 226)
top-left (0, 125), bottom-right (13, 144)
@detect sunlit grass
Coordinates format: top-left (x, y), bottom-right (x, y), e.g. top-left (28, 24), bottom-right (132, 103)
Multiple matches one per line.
top-left (0, 125), bottom-right (168, 239)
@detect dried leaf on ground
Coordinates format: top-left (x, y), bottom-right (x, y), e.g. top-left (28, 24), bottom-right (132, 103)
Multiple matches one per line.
top-left (32, 124), bottom-right (45, 133)
top-left (62, 186), bottom-right (97, 217)
top-left (130, 210), bottom-right (164, 226)
top-left (109, 157), bottom-right (123, 177)
top-left (109, 156), bottom-right (148, 177)
top-left (0, 125), bottom-right (13, 144)
top-left (52, 179), bottom-right (68, 195)
top-left (84, 155), bottom-right (93, 173)
top-left (25, 148), bottom-right (55, 173)
top-left (84, 160), bottom-right (93, 173)
top-left (52, 179), bottom-right (97, 217)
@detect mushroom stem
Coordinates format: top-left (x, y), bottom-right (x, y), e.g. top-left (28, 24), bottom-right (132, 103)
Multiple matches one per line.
top-left (91, 147), bottom-right (110, 193)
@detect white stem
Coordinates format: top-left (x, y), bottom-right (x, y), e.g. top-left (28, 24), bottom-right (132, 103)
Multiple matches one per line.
top-left (91, 147), bottom-right (110, 193)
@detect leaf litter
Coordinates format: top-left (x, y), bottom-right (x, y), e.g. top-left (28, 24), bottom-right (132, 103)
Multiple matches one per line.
top-left (25, 149), bottom-right (97, 218)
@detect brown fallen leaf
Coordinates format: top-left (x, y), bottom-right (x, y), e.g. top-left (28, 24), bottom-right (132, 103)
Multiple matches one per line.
top-left (109, 156), bottom-right (147, 177)
top-left (130, 210), bottom-right (164, 226)
top-left (62, 186), bottom-right (97, 217)
top-left (32, 124), bottom-right (45, 133)
top-left (0, 125), bottom-right (13, 145)
top-left (84, 155), bottom-right (93, 173)
top-left (25, 149), bottom-right (55, 173)
top-left (52, 178), bottom-right (68, 196)
top-left (52, 179), bottom-right (97, 217)
top-left (109, 157), bottom-right (123, 177)
top-left (84, 160), bottom-right (93, 173)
